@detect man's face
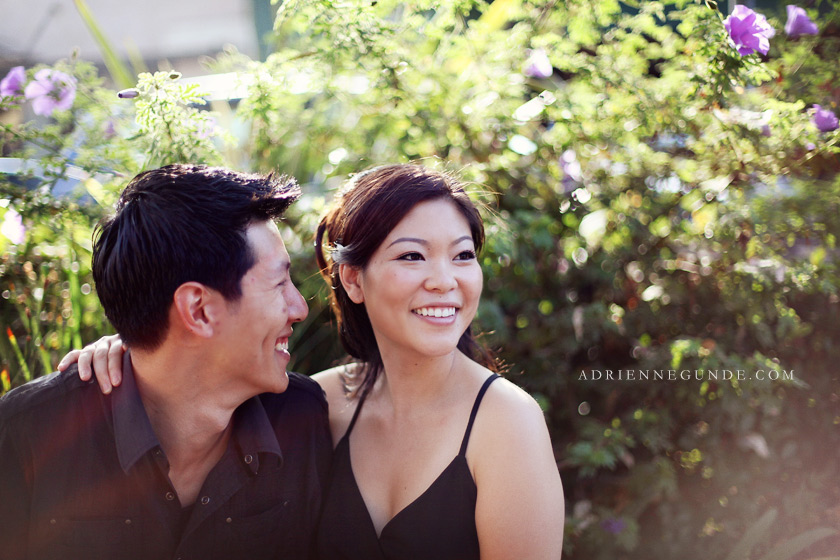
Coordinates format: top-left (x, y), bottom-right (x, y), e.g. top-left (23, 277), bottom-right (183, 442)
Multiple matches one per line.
top-left (216, 220), bottom-right (308, 396)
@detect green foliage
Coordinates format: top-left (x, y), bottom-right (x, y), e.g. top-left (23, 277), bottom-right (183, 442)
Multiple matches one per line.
top-left (73, 0), bottom-right (136, 89)
top-left (3, 0), bottom-right (840, 557)
top-left (132, 71), bottom-right (233, 168)
top-left (1, 61), bottom-right (227, 385)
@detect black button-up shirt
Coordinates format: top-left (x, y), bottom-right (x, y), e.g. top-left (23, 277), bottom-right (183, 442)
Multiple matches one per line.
top-left (0, 354), bottom-right (332, 560)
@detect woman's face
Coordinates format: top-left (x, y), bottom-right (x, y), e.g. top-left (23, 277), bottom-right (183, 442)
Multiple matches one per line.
top-left (341, 198), bottom-right (483, 362)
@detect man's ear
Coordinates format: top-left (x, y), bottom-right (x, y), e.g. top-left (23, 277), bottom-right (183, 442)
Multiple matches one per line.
top-left (338, 264), bottom-right (365, 304)
top-left (171, 282), bottom-right (224, 338)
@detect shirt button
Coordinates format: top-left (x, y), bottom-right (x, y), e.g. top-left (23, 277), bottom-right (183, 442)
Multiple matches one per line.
top-left (165, 492), bottom-right (176, 501)
top-left (200, 496), bottom-right (210, 505)
top-left (125, 519), bottom-right (132, 525)
top-left (243, 454), bottom-right (254, 464)
top-left (226, 517), bottom-right (233, 524)
top-left (50, 519), bottom-right (57, 525)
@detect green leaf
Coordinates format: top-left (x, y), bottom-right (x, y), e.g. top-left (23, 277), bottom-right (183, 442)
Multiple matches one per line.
top-left (73, 0), bottom-right (135, 89)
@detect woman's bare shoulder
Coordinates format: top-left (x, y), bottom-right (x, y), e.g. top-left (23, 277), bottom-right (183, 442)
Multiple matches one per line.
top-left (312, 366), bottom-right (346, 399)
top-left (477, 372), bottom-right (545, 421)
top-left (312, 363), bottom-right (362, 445)
top-left (469, 373), bottom-right (555, 462)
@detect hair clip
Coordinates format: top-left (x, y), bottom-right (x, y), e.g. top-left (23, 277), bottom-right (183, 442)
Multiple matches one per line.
top-left (330, 242), bottom-right (347, 264)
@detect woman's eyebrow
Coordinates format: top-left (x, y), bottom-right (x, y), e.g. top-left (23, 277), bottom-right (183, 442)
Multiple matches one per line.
top-left (387, 237), bottom-right (427, 248)
top-left (387, 235), bottom-right (473, 248)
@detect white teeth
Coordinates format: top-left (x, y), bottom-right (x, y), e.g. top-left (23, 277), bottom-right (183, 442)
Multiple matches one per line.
top-left (413, 307), bottom-right (456, 318)
top-left (275, 340), bottom-right (289, 352)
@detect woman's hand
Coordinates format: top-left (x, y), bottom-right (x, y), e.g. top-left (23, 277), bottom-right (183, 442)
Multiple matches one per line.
top-left (57, 334), bottom-right (125, 394)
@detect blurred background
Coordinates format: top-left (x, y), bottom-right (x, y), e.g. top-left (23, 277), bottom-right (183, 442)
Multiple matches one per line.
top-left (2, 1), bottom-right (839, 559)
top-left (0, 0), bottom-right (265, 73)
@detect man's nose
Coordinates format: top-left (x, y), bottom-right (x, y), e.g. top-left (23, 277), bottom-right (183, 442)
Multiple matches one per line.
top-left (288, 284), bottom-right (309, 323)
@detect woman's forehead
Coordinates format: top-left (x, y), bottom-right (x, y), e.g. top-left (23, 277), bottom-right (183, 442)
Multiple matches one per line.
top-left (382, 199), bottom-right (473, 242)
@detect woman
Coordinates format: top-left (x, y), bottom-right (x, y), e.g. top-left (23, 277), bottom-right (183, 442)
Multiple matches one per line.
top-left (62, 164), bottom-right (565, 559)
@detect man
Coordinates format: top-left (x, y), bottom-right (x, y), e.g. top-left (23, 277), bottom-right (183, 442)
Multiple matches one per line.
top-left (0, 164), bottom-right (332, 559)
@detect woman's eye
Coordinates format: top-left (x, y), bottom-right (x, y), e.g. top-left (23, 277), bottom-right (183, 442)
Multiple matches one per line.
top-left (456, 250), bottom-right (477, 261)
top-left (398, 252), bottom-right (424, 261)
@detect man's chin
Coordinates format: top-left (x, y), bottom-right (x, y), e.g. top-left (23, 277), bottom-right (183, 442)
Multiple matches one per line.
top-left (268, 370), bottom-right (290, 394)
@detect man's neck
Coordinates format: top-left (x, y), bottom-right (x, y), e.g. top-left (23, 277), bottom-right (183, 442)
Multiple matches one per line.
top-left (128, 348), bottom-right (238, 505)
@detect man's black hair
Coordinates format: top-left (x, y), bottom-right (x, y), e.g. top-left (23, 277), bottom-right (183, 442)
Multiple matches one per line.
top-left (92, 164), bottom-right (300, 350)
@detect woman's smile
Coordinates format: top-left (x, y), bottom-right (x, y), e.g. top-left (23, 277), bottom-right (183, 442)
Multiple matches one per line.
top-left (412, 306), bottom-right (457, 318)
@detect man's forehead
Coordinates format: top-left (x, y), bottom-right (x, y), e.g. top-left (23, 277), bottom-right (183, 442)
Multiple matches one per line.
top-left (246, 221), bottom-right (290, 261)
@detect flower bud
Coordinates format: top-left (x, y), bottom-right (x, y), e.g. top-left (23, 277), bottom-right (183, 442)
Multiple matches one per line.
top-left (117, 88), bottom-right (140, 99)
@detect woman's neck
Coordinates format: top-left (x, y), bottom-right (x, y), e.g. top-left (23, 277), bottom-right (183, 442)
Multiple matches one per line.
top-left (372, 349), bottom-right (464, 416)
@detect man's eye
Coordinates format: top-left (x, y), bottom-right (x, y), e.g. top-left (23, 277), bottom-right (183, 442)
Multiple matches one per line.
top-left (398, 252), bottom-right (424, 261)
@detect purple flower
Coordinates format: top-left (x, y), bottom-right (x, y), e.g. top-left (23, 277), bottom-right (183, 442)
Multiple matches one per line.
top-left (724, 5), bottom-right (775, 56)
top-left (1, 208), bottom-right (25, 245)
top-left (23, 69), bottom-right (77, 116)
top-left (560, 149), bottom-right (582, 191)
top-left (785, 5), bottom-right (818, 37)
top-left (812, 104), bottom-right (839, 132)
top-left (601, 518), bottom-right (627, 535)
top-left (197, 116), bottom-right (218, 140)
top-left (0, 66), bottom-right (26, 97)
top-left (103, 120), bottom-right (117, 139)
top-left (523, 49), bottom-right (553, 79)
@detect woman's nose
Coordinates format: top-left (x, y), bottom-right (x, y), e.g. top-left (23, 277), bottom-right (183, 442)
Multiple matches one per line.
top-left (424, 260), bottom-right (458, 292)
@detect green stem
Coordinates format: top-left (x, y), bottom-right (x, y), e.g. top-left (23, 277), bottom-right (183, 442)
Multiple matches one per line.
top-left (6, 327), bottom-right (32, 383)
top-left (68, 242), bottom-right (84, 351)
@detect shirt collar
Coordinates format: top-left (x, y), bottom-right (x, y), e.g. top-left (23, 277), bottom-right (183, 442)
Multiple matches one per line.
top-left (231, 395), bottom-right (284, 474)
top-left (112, 351), bottom-right (161, 473)
top-left (112, 351), bottom-right (284, 474)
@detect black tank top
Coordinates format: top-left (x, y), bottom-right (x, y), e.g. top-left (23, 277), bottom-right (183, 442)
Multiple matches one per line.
top-left (314, 374), bottom-right (500, 560)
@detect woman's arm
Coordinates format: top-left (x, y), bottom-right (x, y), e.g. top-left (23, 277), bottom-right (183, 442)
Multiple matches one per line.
top-left (471, 378), bottom-right (565, 559)
top-left (57, 334), bottom-right (125, 394)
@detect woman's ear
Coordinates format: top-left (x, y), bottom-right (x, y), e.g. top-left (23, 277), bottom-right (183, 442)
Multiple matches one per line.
top-left (171, 282), bottom-right (221, 338)
top-left (338, 264), bottom-right (365, 304)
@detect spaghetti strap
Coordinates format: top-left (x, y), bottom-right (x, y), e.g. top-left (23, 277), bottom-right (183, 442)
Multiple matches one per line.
top-left (344, 387), bottom-right (370, 438)
top-left (459, 374), bottom-right (500, 456)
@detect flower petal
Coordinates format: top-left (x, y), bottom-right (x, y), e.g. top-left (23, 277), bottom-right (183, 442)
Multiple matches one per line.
top-left (0, 66), bottom-right (26, 97)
